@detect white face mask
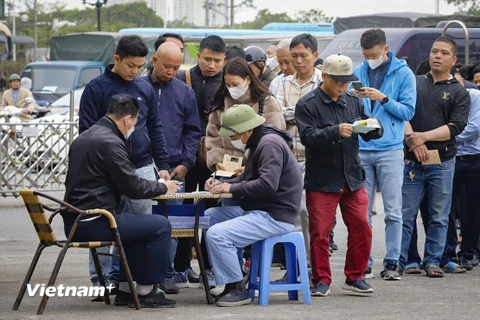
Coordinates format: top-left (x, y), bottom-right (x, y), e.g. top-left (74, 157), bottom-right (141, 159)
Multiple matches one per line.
top-left (367, 50), bottom-right (386, 70)
top-left (227, 79), bottom-right (248, 100)
top-left (125, 118), bottom-right (135, 140)
top-left (267, 57), bottom-right (279, 70)
top-left (231, 133), bottom-right (246, 150)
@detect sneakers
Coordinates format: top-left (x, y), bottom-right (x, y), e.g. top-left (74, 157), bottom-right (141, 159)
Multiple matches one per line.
top-left (364, 267), bottom-right (374, 279)
top-left (342, 278), bottom-right (374, 294)
top-left (311, 281), bottom-right (330, 297)
top-left (130, 289), bottom-right (176, 308)
top-left (115, 288), bottom-right (176, 308)
top-left (114, 290), bottom-right (134, 306)
top-left (172, 271), bottom-right (190, 288)
top-left (216, 289), bottom-right (251, 307)
top-left (187, 268), bottom-right (200, 283)
top-left (381, 264), bottom-right (402, 280)
top-left (198, 270), bottom-right (216, 289)
top-left (159, 278), bottom-right (179, 294)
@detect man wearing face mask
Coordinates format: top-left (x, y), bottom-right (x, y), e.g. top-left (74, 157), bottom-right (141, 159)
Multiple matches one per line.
top-left (63, 94), bottom-right (180, 308)
top-left (79, 35), bottom-right (170, 297)
top-left (203, 104), bottom-right (302, 307)
top-left (352, 28), bottom-right (416, 281)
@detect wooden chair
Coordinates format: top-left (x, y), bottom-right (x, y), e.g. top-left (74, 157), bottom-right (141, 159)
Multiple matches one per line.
top-left (13, 189), bottom-right (140, 315)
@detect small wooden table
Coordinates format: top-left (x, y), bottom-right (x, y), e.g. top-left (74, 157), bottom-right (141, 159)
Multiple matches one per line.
top-left (153, 192), bottom-right (233, 304)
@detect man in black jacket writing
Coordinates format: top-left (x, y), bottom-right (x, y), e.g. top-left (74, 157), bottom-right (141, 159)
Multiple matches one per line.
top-left (63, 94), bottom-right (179, 308)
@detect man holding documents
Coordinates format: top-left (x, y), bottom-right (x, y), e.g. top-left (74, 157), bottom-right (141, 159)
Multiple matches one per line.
top-left (295, 54), bottom-right (383, 297)
top-left (204, 104), bottom-right (302, 307)
top-left (399, 37), bottom-right (470, 278)
top-left (352, 28), bottom-right (416, 280)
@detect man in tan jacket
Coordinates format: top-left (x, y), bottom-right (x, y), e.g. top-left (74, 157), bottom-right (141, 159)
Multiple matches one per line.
top-left (1, 74), bottom-right (36, 121)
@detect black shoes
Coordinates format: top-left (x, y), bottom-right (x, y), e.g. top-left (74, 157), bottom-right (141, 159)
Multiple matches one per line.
top-left (114, 288), bottom-right (176, 308)
top-left (458, 257), bottom-right (474, 271)
top-left (132, 289), bottom-right (176, 308)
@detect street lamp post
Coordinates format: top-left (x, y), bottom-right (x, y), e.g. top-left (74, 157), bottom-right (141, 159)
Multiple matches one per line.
top-left (82, 0), bottom-right (107, 32)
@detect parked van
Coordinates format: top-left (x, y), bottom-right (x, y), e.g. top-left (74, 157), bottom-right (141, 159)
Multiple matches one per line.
top-left (20, 61), bottom-right (105, 106)
top-left (320, 28), bottom-right (480, 71)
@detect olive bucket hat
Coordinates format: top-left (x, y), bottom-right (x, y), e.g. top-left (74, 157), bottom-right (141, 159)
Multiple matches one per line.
top-left (219, 104), bottom-right (266, 137)
top-left (9, 73), bottom-right (21, 82)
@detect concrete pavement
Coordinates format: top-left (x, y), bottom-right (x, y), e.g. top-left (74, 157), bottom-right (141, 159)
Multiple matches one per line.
top-left (0, 192), bottom-right (479, 320)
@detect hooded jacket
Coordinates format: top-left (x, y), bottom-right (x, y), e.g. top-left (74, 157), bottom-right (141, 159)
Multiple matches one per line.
top-left (353, 52), bottom-right (416, 151)
top-left (226, 125), bottom-right (302, 225)
top-left (206, 90), bottom-right (285, 171)
top-left (79, 65), bottom-right (170, 171)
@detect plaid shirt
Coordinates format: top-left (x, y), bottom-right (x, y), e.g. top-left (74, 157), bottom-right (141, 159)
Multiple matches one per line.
top-left (274, 68), bottom-right (322, 162)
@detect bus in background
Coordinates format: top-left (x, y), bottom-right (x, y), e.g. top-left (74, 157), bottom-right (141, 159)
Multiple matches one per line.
top-left (320, 27), bottom-right (480, 72)
top-left (119, 24), bottom-right (336, 69)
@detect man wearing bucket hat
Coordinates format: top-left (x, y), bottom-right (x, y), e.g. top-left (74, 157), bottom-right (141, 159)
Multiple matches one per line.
top-left (1, 73), bottom-right (36, 120)
top-left (295, 54), bottom-right (383, 297)
top-left (203, 104), bottom-right (302, 307)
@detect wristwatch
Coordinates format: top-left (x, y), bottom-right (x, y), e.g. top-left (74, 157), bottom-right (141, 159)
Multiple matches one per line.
top-left (380, 96), bottom-right (389, 105)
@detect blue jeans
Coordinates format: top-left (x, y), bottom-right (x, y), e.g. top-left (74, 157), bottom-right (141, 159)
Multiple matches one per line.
top-left (164, 175), bottom-right (185, 278)
top-left (399, 157), bottom-right (455, 269)
top-left (123, 164), bottom-right (158, 215)
top-left (205, 206), bottom-right (293, 286)
top-left (360, 149), bottom-right (404, 268)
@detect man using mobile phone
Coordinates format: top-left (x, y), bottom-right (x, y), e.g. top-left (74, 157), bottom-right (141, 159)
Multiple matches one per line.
top-left (352, 28), bottom-right (416, 280)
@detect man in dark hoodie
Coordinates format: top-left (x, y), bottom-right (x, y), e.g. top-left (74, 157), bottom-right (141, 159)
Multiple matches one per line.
top-left (202, 104), bottom-right (303, 307)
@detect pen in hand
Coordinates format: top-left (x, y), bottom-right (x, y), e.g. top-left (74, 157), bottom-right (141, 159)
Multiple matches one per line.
top-left (211, 172), bottom-right (217, 185)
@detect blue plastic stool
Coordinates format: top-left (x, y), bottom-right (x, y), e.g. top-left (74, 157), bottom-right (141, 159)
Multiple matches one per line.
top-left (248, 231), bottom-right (311, 305)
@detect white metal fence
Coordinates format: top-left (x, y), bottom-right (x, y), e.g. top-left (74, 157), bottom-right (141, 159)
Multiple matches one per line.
top-left (0, 119), bottom-right (78, 197)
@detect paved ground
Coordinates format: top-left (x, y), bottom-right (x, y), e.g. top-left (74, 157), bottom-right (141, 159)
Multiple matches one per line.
top-left (1, 192), bottom-right (479, 320)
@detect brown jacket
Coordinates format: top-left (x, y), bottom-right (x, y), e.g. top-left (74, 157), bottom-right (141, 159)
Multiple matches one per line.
top-left (1, 88), bottom-right (36, 121)
top-left (206, 94), bottom-right (285, 171)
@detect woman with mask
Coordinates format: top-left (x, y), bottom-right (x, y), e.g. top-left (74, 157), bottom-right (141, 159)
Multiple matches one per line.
top-left (206, 57), bottom-right (285, 172)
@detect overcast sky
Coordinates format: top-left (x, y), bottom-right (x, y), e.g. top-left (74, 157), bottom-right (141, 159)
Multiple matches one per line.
top-left (42, 0), bottom-right (458, 22)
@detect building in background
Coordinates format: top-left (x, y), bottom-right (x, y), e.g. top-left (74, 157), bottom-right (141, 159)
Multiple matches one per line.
top-left (109, 0), bottom-right (168, 22)
top-left (174, 0), bottom-right (227, 27)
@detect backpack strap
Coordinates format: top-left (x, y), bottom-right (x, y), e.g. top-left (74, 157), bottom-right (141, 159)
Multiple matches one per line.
top-left (185, 69), bottom-right (192, 88)
top-left (258, 99), bottom-right (266, 116)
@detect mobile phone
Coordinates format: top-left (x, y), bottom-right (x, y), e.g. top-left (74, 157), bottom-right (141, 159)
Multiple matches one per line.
top-left (353, 82), bottom-right (365, 92)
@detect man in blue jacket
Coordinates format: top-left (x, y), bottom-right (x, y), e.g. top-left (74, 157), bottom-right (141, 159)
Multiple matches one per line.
top-left (79, 35), bottom-right (170, 296)
top-left (352, 28), bottom-right (416, 280)
top-left (80, 34), bottom-right (170, 214)
top-left (144, 41), bottom-right (201, 293)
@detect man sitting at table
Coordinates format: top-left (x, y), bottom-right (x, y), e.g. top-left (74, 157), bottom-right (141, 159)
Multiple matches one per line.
top-left (62, 94), bottom-right (180, 308)
top-left (204, 104), bottom-right (303, 307)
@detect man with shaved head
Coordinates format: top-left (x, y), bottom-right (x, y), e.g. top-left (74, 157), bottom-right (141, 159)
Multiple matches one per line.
top-left (269, 38), bottom-right (295, 96)
top-left (144, 42), bottom-right (201, 293)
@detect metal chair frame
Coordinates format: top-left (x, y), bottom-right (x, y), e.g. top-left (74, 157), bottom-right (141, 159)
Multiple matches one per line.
top-left (12, 189), bottom-right (140, 315)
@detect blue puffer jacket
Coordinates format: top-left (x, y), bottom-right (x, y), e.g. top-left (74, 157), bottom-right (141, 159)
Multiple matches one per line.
top-left (353, 52), bottom-right (416, 151)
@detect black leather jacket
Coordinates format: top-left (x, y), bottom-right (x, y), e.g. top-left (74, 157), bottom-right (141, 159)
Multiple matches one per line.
top-left (295, 86), bottom-right (383, 193)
